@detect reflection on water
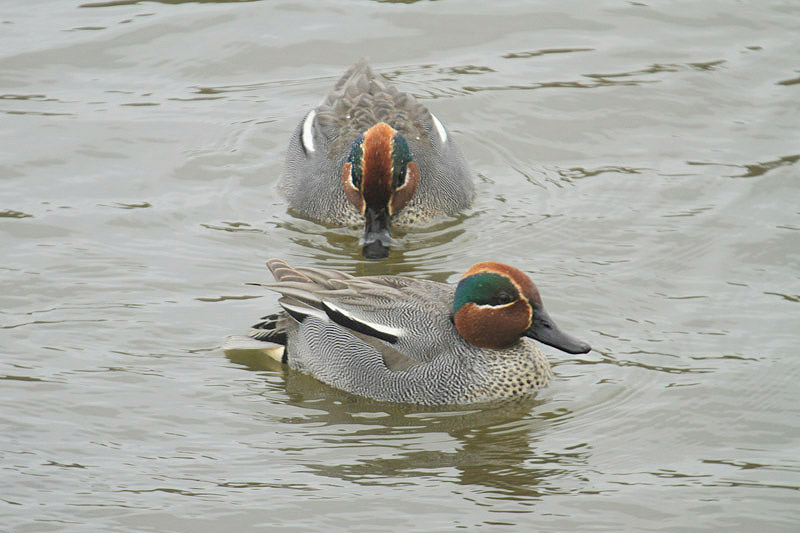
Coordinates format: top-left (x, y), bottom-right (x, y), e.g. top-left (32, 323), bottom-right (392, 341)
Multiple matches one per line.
top-left (226, 348), bottom-right (584, 500)
top-left (275, 212), bottom-right (472, 278)
top-left (687, 154), bottom-right (800, 179)
top-left (80, 0), bottom-right (262, 7)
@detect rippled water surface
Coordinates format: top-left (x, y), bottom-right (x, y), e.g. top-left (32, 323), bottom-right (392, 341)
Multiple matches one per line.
top-left (2, 0), bottom-right (799, 531)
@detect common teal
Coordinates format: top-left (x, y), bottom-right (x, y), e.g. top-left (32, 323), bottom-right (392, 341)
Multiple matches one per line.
top-left (229, 259), bottom-right (590, 405)
top-left (280, 59), bottom-right (474, 259)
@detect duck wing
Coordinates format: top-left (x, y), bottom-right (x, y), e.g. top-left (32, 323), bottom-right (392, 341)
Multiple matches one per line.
top-left (253, 259), bottom-right (453, 369)
top-left (316, 59), bottom-right (432, 155)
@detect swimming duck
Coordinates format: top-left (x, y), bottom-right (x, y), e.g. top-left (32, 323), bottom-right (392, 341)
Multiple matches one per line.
top-left (230, 259), bottom-right (590, 405)
top-left (280, 59), bottom-right (474, 259)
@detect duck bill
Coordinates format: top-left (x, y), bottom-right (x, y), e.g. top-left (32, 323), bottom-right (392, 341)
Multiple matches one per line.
top-left (362, 206), bottom-right (391, 259)
top-left (524, 306), bottom-right (591, 354)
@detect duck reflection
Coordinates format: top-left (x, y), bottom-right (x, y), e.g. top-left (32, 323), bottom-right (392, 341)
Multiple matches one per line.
top-left (277, 211), bottom-right (470, 278)
top-left (226, 349), bottom-right (591, 499)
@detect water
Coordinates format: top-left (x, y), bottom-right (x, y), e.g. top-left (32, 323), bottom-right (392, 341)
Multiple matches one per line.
top-left (2, 0), bottom-right (799, 531)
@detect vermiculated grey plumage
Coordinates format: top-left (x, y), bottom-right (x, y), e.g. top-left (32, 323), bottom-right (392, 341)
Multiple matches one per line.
top-left (245, 260), bottom-right (553, 406)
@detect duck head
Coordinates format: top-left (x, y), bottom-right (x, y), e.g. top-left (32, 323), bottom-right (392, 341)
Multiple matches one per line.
top-left (452, 262), bottom-right (591, 353)
top-left (341, 122), bottom-right (420, 259)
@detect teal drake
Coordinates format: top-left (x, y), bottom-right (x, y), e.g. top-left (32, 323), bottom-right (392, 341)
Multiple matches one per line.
top-left (280, 59), bottom-right (474, 258)
top-left (231, 259), bottom-right (590, 405)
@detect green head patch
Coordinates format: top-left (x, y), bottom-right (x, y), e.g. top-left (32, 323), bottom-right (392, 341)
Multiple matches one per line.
top-left (391, 133), bottom-right (413, 189)
top-left (347, 133), bottom-right (365, 189)
top-left (453, 272), bottom-right (520, 315)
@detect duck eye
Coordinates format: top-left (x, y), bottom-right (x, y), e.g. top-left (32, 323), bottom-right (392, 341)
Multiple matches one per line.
top-left (395, 164), bottom-right (407, 188)
top-left (496, 292), bottom-right (513, 305)
top-left (392, 134), bottom-right (413, 189)
top-left (347, 134), bottom-right (365, 189)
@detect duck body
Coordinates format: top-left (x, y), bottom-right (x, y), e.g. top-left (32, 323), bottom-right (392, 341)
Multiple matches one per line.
top-left (242, 259), bottom-right (591, 406)
top-left (280, 60), bottom-right (474, 258)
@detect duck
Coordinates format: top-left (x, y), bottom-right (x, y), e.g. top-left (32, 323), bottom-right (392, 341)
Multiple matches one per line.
top-left (279, 59), bottom-right (474, 259)
top-left (226, 259), bottom-right (591, 405)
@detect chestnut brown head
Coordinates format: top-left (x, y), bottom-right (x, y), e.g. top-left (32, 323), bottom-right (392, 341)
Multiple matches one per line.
top-left (341, 122), bottom-right (419, 259)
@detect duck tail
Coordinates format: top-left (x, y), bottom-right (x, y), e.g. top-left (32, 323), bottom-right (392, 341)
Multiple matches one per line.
top-left (266, 258), bottom-right (312, 283)
top-left (222, 303), bottom-right (291, 364)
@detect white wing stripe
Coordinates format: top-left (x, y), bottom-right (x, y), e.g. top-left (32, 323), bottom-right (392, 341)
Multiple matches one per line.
top-left (430, 113), bottom-right (447, 144)
top-left (323, 300), bottom-right (406, 338)
top-left (281, 299), bottom-right (328, 322)
top-left (302, 110), bottom-right (316, 153)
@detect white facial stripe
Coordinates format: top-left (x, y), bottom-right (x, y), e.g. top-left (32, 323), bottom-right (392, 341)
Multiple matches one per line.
top-left (395, 166), bottom-right (411, 190)
top-left (323, 300), bottom-right (406, 338)
top-left (475, 302), bottom-right (515, 310)
top-left (430, 113), bottom-right (447, 144)
top-left (473, 291), bottom-right (531, 327)
top-left (302, 110), bottom-right (316, 153)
